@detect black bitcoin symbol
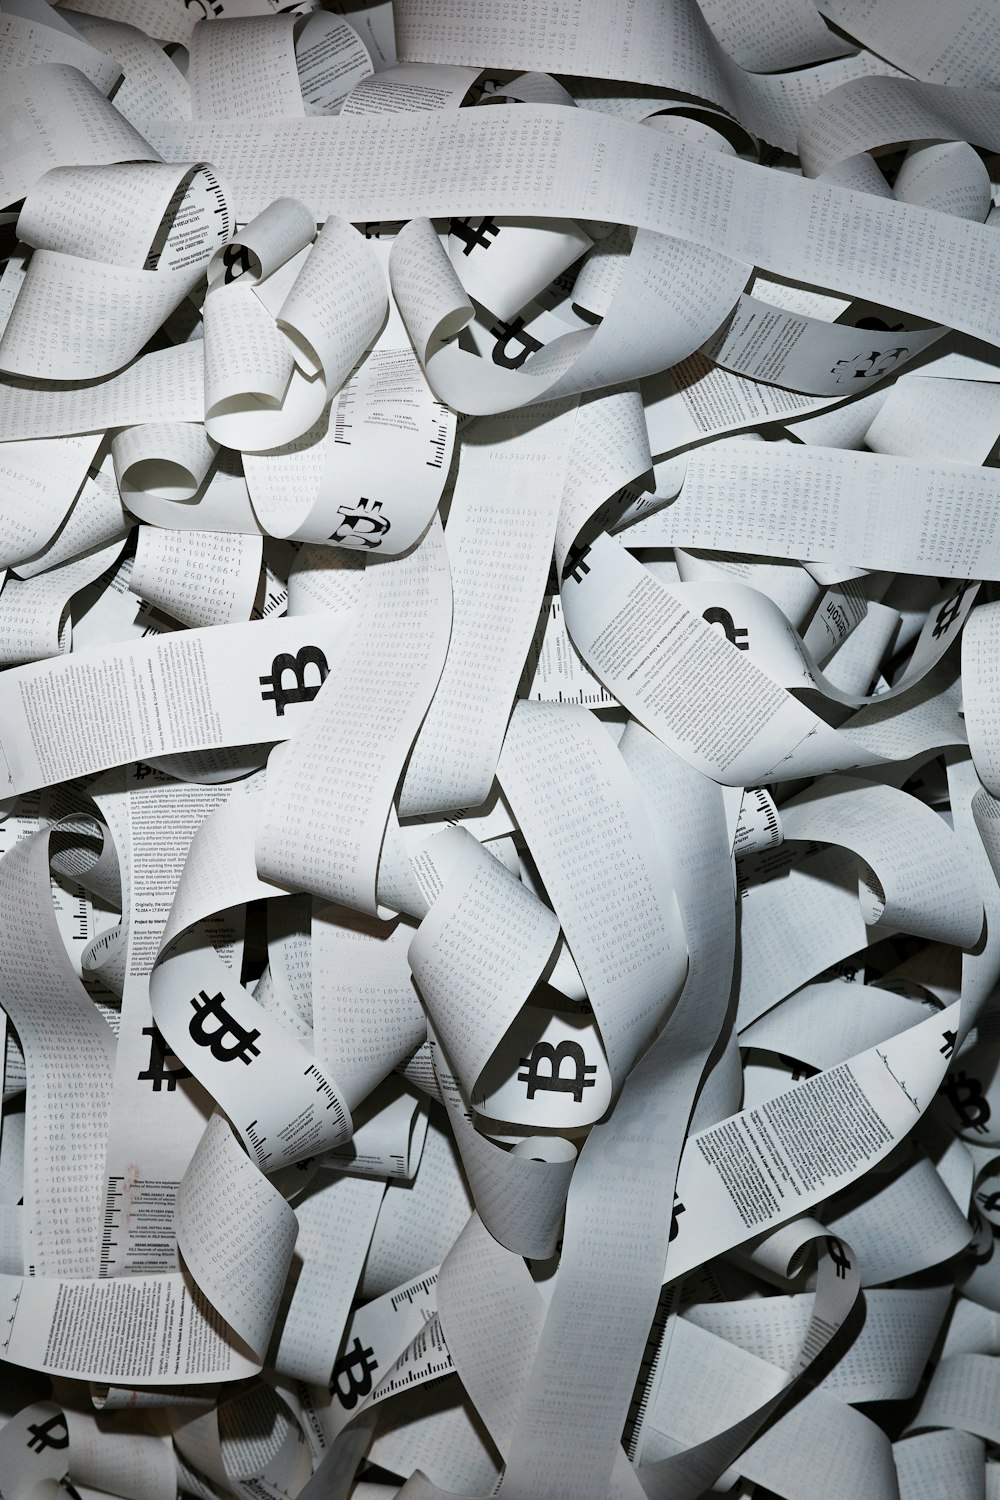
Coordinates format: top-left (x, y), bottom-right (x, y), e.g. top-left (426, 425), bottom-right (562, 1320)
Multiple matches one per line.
top-left (826, 1237), bottom-right (852, 1279)
top-left (854, 316), bottom-right (904, 332)
top-left (668, 1193), bottom-right (685, 1243)
top-left (831, 346), bottom-right (908, 384)
top-left (188, 990), bottom-right (260, 1066)
top-left (940, 1030), bottom-right (957, 1058)
top-left (702, 607), bottom-right (749, 650)
top-left (777, 1053), bottom-right (819, 1082)
top-left (449, 216), bottom-right (500, 254)
top-left (133, 762), bottom-right (154, 781)
top-left (26, 1415), bottom-right (68, 1453)
top-left (517, 1041), bottom-right (597, 1104)
top-left (932, 585), bottom-right (970, 640)
top-left (490, 316), bottom-right (543, 370)
top-left (563, 542), bottom-right (592, 585)
top-left (222, 244), bottom-right (252, 283)
top-left (259, 645), bottom-right (329, 717)
top-left (137, 1025), bottom-right (192, 1092)
top-left (329, 496), bottom-right (390, 550)
top-left (331, 1339), bottom-right (378, 1409)
top-left (942, 1070), bottom-right (991, 1134)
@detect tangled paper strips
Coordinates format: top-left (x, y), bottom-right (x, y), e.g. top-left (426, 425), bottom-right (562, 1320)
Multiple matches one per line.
top-left (3, 2), bottom-right (1000, 1498)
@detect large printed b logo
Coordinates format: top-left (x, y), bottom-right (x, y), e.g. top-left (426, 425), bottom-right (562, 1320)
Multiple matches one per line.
top-left (331, 1339), bottom-right (378, 1408)
top-left (450, 216), bottom-right (500, 254)
top-left (329, 497), bottom-right (391, 550)
top-left (517, 1041), bottom-right (596, 1104)
top-left (831, 346), bottom-right (908, 385)
top-left (931, 585), bottom-right (970, 641)
top-left (826, 1237), bottom-right (852, 1280)
top-left (189, 991), bottom-right (261, 1066)
top-left (942, 1070), bottom-right (991, 1134)
top-left (26, 1415), bottom-right (68, 1453)
top-left (491, 316), bottom-right (543, 369)
top-left (259, 646), bottom-right (330, 716)
top-left (137, 1024), bottom-right (191, 1092)
top-left (702, 607), bottom-right (748, 650)
top-left (221, 244), bottom-right (252, 283)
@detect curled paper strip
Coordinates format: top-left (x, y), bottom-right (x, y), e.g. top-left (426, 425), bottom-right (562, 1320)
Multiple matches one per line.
top-left (5, 3), bottom-right (1000, 1499)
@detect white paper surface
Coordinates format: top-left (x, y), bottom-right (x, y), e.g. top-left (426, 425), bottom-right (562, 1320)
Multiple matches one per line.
top-left (3, 7), bottom-right (1000, 1499)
